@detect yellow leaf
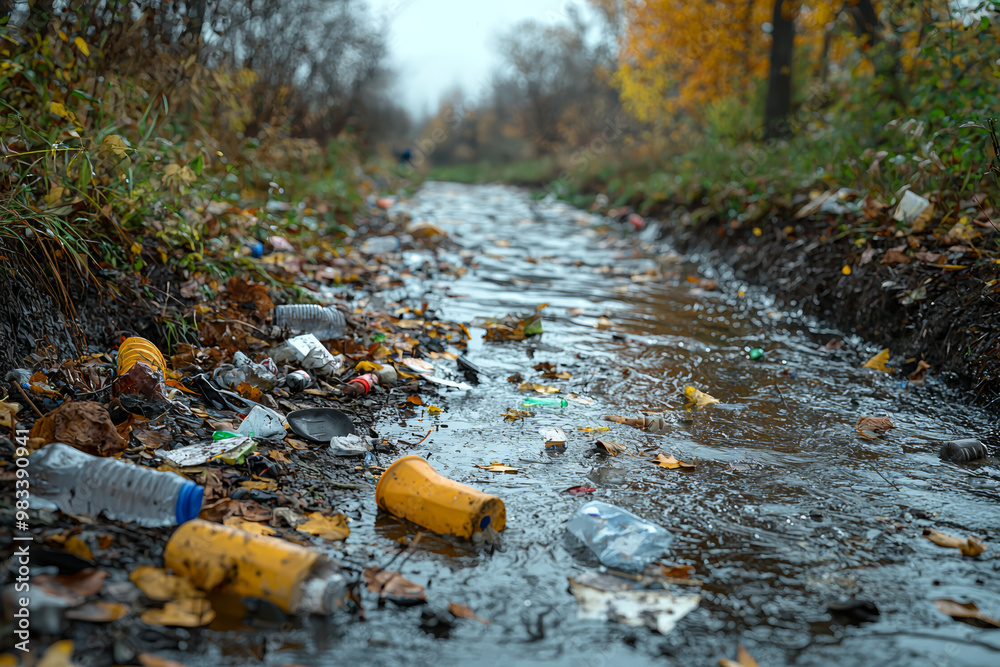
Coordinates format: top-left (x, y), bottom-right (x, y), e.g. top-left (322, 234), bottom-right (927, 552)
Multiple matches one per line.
top-left (224, 516), bottom-right (276, 536)
top-left (73, 37), bottom-right (90, 57)
top-left (103, 134), bottom-right (130, 157)
top-left (37, 640), bottom-right (74, 667)
top-left (923, 528), bottom-right (987, 557)
top-left (577, 426), bottom-right (611, 432)
top-left (719, 644), bottom-right (759, 667)
top-left (58, 30), bottom-right (68, 42)
top-left (475, 462), bottom-right (519, 473)
top-left (684, 386), bottom-right (719, 407)
top-left (130, 242), bottom-right (143, 256)
top-left (654, 453), bottom-right (695, 469)
top-left (517, 382), bottom-right (560, 394)
top-left (64, 535), bottom-right (94, 560)
top-left (65, 601), bottom-right (130, 622)
top-left (50, 101), bottom-right (70, 119)
top-left (296, 512), bottom-right (350, 541)
top-left (427, 405), bottom-right (442, 414)
top-left (842, 265), bottom-right (852, 275)
top-left (406, 395), bottom-right (424, 406)
top-left (356, 360), bottom-right (383, 372)
top-left (129, 565), bottom-right (205, 601)
top-left (862, 349), bottom-right (892, 372)
top-left (141, 598), bottom-right (215, 627)
top-left (501, 409), bottom-right (533, 420)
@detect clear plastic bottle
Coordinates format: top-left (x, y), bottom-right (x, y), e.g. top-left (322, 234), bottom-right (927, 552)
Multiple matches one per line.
top-left (31, 443), bottom-right (204, 527)
top-left (566, 500), bottom-right (673, 571)
top-left (273, 304), bottom-right (347, 339)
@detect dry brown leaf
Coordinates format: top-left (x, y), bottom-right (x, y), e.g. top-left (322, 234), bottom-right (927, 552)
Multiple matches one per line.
top-left (501, 409), bottom-right (533, 421)
top-left (406, 395), bottom-right (424, 406)
top-left (922, 528), bottom-right (987, 557)
top-left (35, 568), bottom-right (106, 599)
top-left (934, 598), bottom-right (1000, 628)
top-left (517, 382), bottom-right (560, 394)
top-left (141, 598), bottom-right (215, 627)
top-left (909, 360), bottom-right (931, 384)
top-left (595, 439), bottom-right (627, 456)
top-left (449, 601), bottom-right (491, 624)
top-left (296, 512), bottom-right (350, 541)
top-left (37, 640), bottom-right (75, 667)
top-left (855, 415), bottom-right (894, 439)
top-left (64, 601), bottom-right (129, 622)
top-left (719, 644), bottom-right (759, 667)
top-left (364, 567), bottom-right (427, 601)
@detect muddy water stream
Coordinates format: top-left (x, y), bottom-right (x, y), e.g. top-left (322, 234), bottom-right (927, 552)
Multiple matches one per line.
top-left (271, 182), bottom-right (999, 666)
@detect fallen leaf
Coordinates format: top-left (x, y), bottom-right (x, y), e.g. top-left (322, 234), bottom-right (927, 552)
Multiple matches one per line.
top-left (654, 453), bottom-right (695, 469)
top-left (64, 535), bottom-right (94, 561)
top-left (37, 640), bottom-right (75, 667)
top-left (595, 316), bottom-right (613, 329)
top-left (501, 409), bottom-right (533, 420)
top-left (35, 568), bottom-right (106, 599)
top-left (909, 360), bottom-right (931, 384)
top-left (595, 439), bottom-right (627, 456)
top-left (141, 598), bottom-right (215, 627)
top-left (517, 382), bottom-right (560, 394)
top-left (719, 645), bottom-right (760, 667)
top-left (683, 386), bottom-right (719, 407)
top-left (565, 393), bottom-right (595, 405)
top-left (235, 382), bottom-right (262, 401)
top-left (364, 567), bottom-right (427, 601)
top-left (577, 426), bottom-right (610, 432)
top-left (862, 349), bottom-right (892, 372)
top-left (563, 486), bottom-right (596, 495)
top-left (449, 601), bottom-right (491, 624)
top-left (355, 360), bottom-right (384, 372)
top-left (657, 564), bottom-right (696, 579)
top-left (238, 479), bottom-right (277, 491)
top-left (540, 371), bottom-right (572, 380)
top-left (406, 395), bottom-right (424, 406)
top-left (138, 654), bottom-right (189, 667)
top-left (296, 512), bottom-right (350, 541)
top-left (934, 598), bottom-right (1000, 628)
top-left (922, 528), bottom-right (987, 557)
top-left (882, 248), bottom-right (911, 265)
top-left (475, 462), bottom-right (519, 473)
top-left (65, 601), bottom-right (129, 622)
top-left (427, 405), bottom-right (442, 415)
top-left (687, 276), bottom-right (718, 290)
top-left (129, 566), bottom-right (204, 601)
top-left (224, 517), bottom-right (276, 536)
top-left (855, 416), bottom-right (894, 438)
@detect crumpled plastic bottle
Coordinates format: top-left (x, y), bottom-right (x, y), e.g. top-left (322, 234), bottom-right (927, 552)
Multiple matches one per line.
top-left (566, 500), bottom-right (673, 571)
top-left (214, 351), bottom-right (278, 390)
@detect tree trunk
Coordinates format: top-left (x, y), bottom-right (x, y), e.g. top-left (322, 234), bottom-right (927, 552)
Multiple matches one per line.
top-left (849, 0), bottom-right (881, 45)
top-left (764, 0), bottom-right (795, 140)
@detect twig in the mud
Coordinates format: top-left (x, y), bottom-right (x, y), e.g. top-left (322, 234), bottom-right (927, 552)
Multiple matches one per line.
top-left (13, 382), bottom-right (44, 418)
top-left (774, 383), bottom-right (790, 412)
top-left (863, 459), bottom-right (899, 491)
top-left (372, 532), bottom-right (425, 595)
top-left (397, 429), bottom-right (434, 447)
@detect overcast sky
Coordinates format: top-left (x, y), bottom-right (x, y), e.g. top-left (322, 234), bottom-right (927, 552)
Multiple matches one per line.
top-left (369, 0), bottom-right (584, 117)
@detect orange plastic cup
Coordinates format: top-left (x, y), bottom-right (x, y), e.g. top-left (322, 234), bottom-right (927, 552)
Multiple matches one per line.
top-left (117, 336), bottom-right (167, 375)
top-left (375, 455), bottom-right (506, 538)
top-left (164, 519), bottom-right (320, 613)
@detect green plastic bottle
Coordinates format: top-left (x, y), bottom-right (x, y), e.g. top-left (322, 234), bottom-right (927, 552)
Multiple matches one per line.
top-left (749, 348), bottom-right (764, 360)
top-left (213, 430), bottom-right (243, 440)
top-left (521, 397), bottom-right (568, 407)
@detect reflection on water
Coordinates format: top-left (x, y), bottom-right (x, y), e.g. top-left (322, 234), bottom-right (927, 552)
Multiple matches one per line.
top-left (279, 182), bottom-right (999, 667)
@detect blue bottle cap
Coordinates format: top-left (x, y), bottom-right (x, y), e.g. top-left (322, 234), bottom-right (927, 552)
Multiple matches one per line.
top-left (175, 481), bottom-right (204, 524)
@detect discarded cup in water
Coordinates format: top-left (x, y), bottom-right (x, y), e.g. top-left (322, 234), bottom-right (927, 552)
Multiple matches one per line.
top-left (522, 397), bottom-right (568, 407)
top-left (32, 443), bottom-right (203, 527)
top-left (164, 520), bottom-right (349, 614)
top-left (375, 455), bottom-right (506, 538)
top-left (566, 500), bottom-right (673, 571)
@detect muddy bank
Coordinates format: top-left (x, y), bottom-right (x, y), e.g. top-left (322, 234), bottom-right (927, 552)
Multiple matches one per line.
top-left (640, 211), bottom-right (1000, 406)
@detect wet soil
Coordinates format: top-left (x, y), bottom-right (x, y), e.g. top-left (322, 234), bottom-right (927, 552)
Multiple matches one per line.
top-left (263, 183), bottom-right (998, 666)
top-left (5, 182), bottom-right (1000, 666)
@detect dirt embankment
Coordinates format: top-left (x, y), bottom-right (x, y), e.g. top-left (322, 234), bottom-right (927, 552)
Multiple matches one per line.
top-left (659, 213), bottom-right (1000, 404)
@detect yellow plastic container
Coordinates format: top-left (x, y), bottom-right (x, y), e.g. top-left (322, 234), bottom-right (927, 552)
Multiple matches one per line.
top-left (117, 336), bottom-right (167, 375)
top-left (375, 455), bottom-right (506, 538)
top-left (164, 520), bottom-right (320, 613)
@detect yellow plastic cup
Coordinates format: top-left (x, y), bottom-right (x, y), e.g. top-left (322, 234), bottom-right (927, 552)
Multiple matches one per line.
top-left (117, 336), bottom-right (167, 375)
top-left (164, 519), bottom-right (320, 613)
top-left (375, 455), bottom-right (506, 538)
